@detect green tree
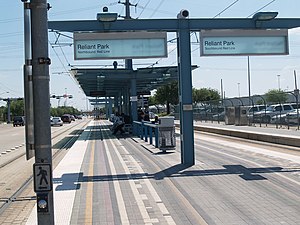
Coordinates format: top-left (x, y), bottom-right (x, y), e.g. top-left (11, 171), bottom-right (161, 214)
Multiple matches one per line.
top-left (10, 99), bottom-right (24, 116)
top-left (265, 89), bottom-right (288, 104)
top-left (50, 106), bottom-right (80, 117)
top-left (0, 106), bottom-right (6, 122)
top-left (148, 95), bottom-right (158, 106)
top-left (192, 88), bottom-right (220, 104)
top-left (154, 80), bottom-right (178, 114)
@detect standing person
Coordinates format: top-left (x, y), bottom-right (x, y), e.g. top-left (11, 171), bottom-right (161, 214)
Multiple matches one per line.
top-left (143, 107), bottom-right (150, 121)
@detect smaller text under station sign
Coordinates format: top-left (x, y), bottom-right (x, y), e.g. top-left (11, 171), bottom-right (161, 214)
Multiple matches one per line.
top-left (74, 32), bottom-right (167, 60)
top-left (200, 29), bottom-right (289, 56)
top-left (33, 163), bottom-right (52, 192)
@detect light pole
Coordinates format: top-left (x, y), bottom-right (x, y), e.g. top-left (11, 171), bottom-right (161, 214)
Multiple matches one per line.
top-left (247, 56), bottom-right (251, 106)
top-left (277, 74), bottom-right (281, 90)
top-left (237, 82), bottom-right (240, 98)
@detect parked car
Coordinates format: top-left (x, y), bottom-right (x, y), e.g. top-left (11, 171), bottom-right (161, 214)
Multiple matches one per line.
top-left (51, 117), bottom-right (63, 126)
top-left (285, 109), bottom-right (300, 124)
top-left (212, 111), bottom-right (225, 121)
top-left (270, 113), bottom-right (289, 124)
top-left (247, 105), bottom-right (267, 122)
top-left (13, 116), bottom-right (25, 127)
top-left (252, 103), bottom-right (296, 123)
top-left (75, 115), bottom-right (83, 119)
top-left (61, 114), bottom-right (72, 123)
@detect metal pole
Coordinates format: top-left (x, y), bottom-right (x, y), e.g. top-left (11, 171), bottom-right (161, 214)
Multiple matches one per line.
top-left (7, 98), bottom-right (11, 123)
top-left (177, 17), bottom-right (194, 165)
top-left (221, 79), bottom-right (223, 100)
top-left (23, 0), bottom-right (35, 160)
top-left (247, 56), bottom-right (251, 106)
top-left (294, 71), bottom-right (299, 130)
top-left (31, 0), bottom-right (54, 224)
top-left (277, 74), bottom-right (281, 90)
top-left (294, 70), bottom-right (298, 90)
top-left (124, 0), bottom-right (137, 121)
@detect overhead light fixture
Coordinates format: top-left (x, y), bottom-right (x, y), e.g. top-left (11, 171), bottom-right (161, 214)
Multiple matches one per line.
top-left (252, 12), bottom-right (278, 28)
top-left (97, 7), bottom-right (118, 22)
top-left (252, 12), bottom-right (278, 21)
top-left (97, 13), bottom-right (118, 22)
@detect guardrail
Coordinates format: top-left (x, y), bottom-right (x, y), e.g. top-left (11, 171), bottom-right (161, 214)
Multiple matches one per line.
top-left (133, 121), bottom-right (159, 148)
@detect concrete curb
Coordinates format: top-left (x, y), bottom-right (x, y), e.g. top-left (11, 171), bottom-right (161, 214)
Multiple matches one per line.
top-left (175, 124), bottom-right (300, 148)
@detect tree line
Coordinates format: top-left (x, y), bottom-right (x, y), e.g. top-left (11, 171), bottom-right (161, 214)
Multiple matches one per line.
top-left (148, 80), bottom-right (293, 114)
top-left (0, 99), bottom-right (81, 122)
top-left (0, 81), bottom-right (291, 122)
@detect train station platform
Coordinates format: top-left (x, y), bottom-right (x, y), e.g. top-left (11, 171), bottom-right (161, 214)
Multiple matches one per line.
top-left (176, 120), bottom-right (300, 148)
top-left (25, 119), bottom-right (300, 225)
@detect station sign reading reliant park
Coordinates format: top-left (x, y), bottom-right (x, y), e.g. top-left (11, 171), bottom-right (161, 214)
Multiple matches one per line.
top-left (200, 29), bottom-right (289, 56)
top-left (74, 32), bottom-right (167, 60)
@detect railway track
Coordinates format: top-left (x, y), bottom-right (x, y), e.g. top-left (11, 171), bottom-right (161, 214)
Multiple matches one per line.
top-left (0, 119), bottom-right (91, 220)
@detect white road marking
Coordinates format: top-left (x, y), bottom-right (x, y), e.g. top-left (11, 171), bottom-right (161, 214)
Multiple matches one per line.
top-left (110, 138), bottom-right (177, 225)
top-left (104, 139), bottom-right (130, 225)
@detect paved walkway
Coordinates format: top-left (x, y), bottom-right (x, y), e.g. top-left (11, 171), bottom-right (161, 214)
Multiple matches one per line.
top-left (25, 120), bottom-right (300, 225)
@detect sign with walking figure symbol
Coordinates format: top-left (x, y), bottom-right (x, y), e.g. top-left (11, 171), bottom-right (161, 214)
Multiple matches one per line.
top-left (33, 163), bottom-right (52, 192)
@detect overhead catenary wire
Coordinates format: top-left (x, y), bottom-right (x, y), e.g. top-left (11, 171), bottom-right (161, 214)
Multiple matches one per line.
top-left (144, 0), bottom-right (244, 68)
top-left (213, 0), bottom-right (240, 18)
top-left (149, 0), bottom-right (165, 18)
top-left (49, 37), bottom-right (79, 89)
top-left (247, 0), bottom-right (276, 18)
top-left (137, 0), bottom-right (151, 18)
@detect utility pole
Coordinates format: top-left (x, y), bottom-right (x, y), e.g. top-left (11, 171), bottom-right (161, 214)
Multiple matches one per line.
top-left (294, 70), bottom-right (299, 130)
top-left (23, 0), bottom-right (35, 160)
top-left (294, 70), bottom-right (298, 90)
top-left (31, 0), bottom-right (54, 224)
top-left (220, 79), bottom-right (223, 100)
top-left (119, 0), bottom-right (138, 121)
top-left (247, 56), bottom-right (251, 106)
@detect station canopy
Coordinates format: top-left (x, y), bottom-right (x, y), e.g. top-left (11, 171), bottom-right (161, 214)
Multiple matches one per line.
top-left (70, 66), bottom-right (198, 98)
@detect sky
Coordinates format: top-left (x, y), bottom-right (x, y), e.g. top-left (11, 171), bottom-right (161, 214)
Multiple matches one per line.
top-left (1, 0), bottom-right (300, 110)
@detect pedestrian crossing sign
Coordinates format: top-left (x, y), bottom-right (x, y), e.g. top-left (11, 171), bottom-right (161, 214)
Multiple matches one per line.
top-left (33, 163), bottom-right (52, 192)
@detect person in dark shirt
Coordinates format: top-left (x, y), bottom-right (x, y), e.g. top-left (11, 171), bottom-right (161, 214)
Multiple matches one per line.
top-left (138, 109), bottom-right (144, 122)
top-left (111, 112), bottom-right (125, 134)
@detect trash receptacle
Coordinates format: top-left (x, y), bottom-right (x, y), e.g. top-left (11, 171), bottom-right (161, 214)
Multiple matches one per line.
top-left (158, 116), bottom-right (176, 151)
top-left (235, 106), bottom-right (249, 126)
top-left (225, 107), bottom-right (235, 125)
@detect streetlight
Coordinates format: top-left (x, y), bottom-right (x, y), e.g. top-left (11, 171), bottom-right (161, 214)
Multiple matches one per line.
top-left (97, 7), bottom-right (118, 22)
top-left (252, 11), bottom-right (278, 28)
top-left (247, 56), bottom-right (251, 106)
top-left (277, 74), bottom-right (281, 90)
